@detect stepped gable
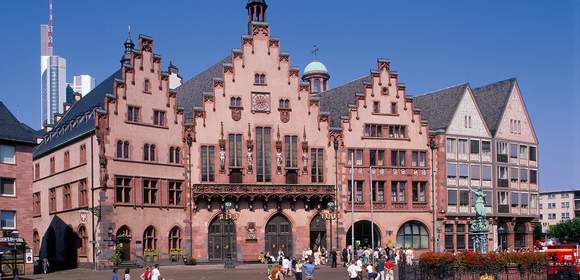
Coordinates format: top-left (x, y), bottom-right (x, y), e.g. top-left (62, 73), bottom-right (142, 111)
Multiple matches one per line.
top-left (0, 102), bottom-right (37, 144)
top-left (33, 70), bottom-right (121, 158)
top-left (472, 78), bottom-right (516, 135)
top-left (175, 56), bottom-right (231, 122)
top-left (319, 76), bottom-right (370, 129)
top-left (412, 83), bottom-right (469, 131)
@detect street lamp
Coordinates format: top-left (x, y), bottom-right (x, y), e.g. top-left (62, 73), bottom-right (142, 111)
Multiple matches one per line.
top-left (220, 202), bottom-right (239, 269)
top-left (186, 133), bottom-right (193, 261)
top-left (321, 202), bottom-right (339, 250)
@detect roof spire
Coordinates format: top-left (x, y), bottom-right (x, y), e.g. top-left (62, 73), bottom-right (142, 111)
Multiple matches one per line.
top-left (312, 45), bottom-right (319, 61)
top-left (121, 26), bottom-right (135, 64)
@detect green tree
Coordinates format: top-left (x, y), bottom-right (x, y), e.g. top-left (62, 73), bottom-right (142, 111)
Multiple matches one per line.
top-left (548, 219), bottom-right (580, 242)
top-left (533, 223), bottom-right (543, 241)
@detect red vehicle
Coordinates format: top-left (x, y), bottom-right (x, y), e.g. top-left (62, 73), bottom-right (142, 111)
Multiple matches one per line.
top-left (545, 244), bottom-right (580, 277)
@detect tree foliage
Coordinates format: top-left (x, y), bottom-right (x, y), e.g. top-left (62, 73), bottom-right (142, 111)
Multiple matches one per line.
top-left (548, 219), bottom-right (580, 241)
top-left (533, 223), bottom-right (543, 241)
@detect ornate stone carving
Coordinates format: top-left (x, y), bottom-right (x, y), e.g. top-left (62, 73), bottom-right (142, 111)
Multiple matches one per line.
top-left (246, 222), bottom-right (257, 240)
top-left (279, 109), bottom-right (290, 123)
top-left (251, 93), bottom-right (271, 113)
top-left (231, 107), bottom-right (242, 121)
top-left (275, 126), bottom-right (282, 175)
top-left (246, 123), bottom-right (254, 174)
top-left (219, 122), bottom-right (226, 173)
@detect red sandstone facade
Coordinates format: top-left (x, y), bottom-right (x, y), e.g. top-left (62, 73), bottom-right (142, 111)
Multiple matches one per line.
top-left (30, 0), bottom-right (537, 270)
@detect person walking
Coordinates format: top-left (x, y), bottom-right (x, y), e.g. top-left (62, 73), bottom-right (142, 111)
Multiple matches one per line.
top-left (385, 258), bottom-right (395, 280)
top-left (42, 258), bottom-right (50, 274)
top-left (376, 256), bottom-right (385, 280)
top-left (330, 249), bottom-right (337, 268)
top-left (294, 259), bottom-right (303, 280)
top-left (342, 248), bottom-right (348, 267)
top-left (282, 256), bottom-right (291, 277)
top-left (124, 268), bottom-right (131, 280)
top-left (366, 262), bottom-right (377, 280)
top-left (140, 266), bottom-right (151, 280)
top-left (150, 264), bottom-right (161, 280)
top-left (303, 260), bottom-right (315, 280)
top-left (347, 260), bottom-right (361, 280)
top-left (112, 268), bottom-right (119, 280)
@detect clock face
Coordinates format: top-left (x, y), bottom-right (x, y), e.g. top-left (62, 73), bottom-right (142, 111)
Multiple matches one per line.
top-left (251, 93), bottom-right (271, 112)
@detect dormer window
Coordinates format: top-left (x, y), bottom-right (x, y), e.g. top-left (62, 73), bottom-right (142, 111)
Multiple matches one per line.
top-left (230, 97), bottom-right (242, 107)
top-left (254, 73), bottom-right (266, 85)
top-left (279, 99), bottom-right (290, 109)
top-left (144, 79), bottom-right (151, 93)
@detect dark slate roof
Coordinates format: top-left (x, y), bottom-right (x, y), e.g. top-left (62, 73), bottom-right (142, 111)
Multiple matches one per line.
top-left (33, 70), bottom-right (121, 158)
top-left (0, 102), bottom-right (37, 144)
top-left (319, 76), bottom-right (370, 129)
top-left (412, 83), bottom-right (469, 131)
top-left (472, 78), bottom-right (516, 135)
top-left (176, 57), bottom-right (230, 123)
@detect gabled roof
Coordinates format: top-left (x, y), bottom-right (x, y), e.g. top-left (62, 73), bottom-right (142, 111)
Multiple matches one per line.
top-left (412, 83), bottom-right (469, 132)
top-left (0, 102), bottom-right (37, 144)
top-left (33, 70), bottom-right (121, 158)
top-left (319, 76), bottom-right (370, 129)
top-left (176, 57), bottom-right (231, 123)
top-left (472, 78), bottom-right (516, 135)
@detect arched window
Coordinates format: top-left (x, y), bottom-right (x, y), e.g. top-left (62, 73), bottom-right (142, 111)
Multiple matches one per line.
top-left (396, 221), bottom-right (429, 249)
top-left (143, 226), bottom-right (157, 252)
top-left (169, 227), bottom-right (182, 252)
top-left (143, 144), bottom-right (150, 161)
top-left (33, 230), bottom-right (40, 256)
top-left (230, 97), bottom-right (242, 107)
top-left (117, 141), bottom-right (123, 158)
top-left (313, 79), bottom-right (321, 93)
top-left (144, 79), bottom-right (151, 93)
top-left (175, 148), bottom-right (181, 164)
top-left (169, 147), bottom-right (175, 163)
top-left (123, 141), bottom-right (130, 159)
top-left (150, 145), bottom-right (156, 161)
top-left (78, 226), bottom-right (88, 256)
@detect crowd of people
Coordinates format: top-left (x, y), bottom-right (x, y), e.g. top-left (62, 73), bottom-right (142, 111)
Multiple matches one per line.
top-left (260, 245), bottom-right (416, 280)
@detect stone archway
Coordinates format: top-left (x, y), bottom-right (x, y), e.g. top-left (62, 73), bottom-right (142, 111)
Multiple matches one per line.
top-left (310, 214), bottom-right (327, 251)
top-left (116, 225), bottom-right (132, 261)
top-left (346, 220), bottom-right (381, 249)
top-left (265, 214), bottom-right (292, 256)
top-left (208, 216), bottom-right (236, 262)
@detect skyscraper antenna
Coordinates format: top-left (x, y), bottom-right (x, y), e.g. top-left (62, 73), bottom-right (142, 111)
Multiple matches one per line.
top-left (48, 0), bottom-right (53, 48)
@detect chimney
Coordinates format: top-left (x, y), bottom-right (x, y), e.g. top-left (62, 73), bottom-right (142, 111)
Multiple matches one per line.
top-left (43, 123), bottom-right (53, 133)
top-left (63, 102), bottom-right (71, 113)
top-left (53, 113), bottom-right (62, 124)
top-left (73, 92), bottom-right (82, 102)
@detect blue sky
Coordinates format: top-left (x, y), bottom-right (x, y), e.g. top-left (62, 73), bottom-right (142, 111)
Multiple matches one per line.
top-left (0, 1), bottom-right (578, 190)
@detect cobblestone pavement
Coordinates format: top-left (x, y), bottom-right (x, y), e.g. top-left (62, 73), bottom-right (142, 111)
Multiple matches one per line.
top-left (25, 264), bottom-right (382, 280)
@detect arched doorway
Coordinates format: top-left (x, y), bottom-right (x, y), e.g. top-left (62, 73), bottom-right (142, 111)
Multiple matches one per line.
top-left (310, 214), bottom-right (327, 250)
top-left (64, 226), bottom-right (79, 268)
top-left (497, 223), bottom-right (508, 251)
top-left (396, 221), bottom-right (429, 249)
top-left (45, 227), bottom-right (57, 261)
top-left (208, 216), bottom-right (236, 262)
top-left (116, 225), bottom-right (132, 261)
top-left (346, 220), bottom-right (381, 249)
top-left (265, 214), bottom-right (292, 256)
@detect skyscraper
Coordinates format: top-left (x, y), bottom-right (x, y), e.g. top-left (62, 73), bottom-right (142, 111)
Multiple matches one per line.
top-left (72, 75), bottom-right (96, 97)
top-left (40, 0), bottom-right (66, 127)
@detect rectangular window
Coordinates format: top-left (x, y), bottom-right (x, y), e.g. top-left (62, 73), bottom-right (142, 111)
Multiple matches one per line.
top-left (168, 181), bottom-right (182, 206)
top-left (529, 146), bottom-right (537, 161)
top-left (519, 145), bottom-right (528, 160)
top-left (372, 181), bottom-right (385, 202)
top-left (78, 180), bottom-right (88, 207)
top-left (228, 134), bottom-right (243, 168)
top-left (482, 166), bottom-right (492, 181)
top-left (510, 168), bottom-right (519, 182)
top-left (511, 192), bottom-right (520, 207)
top-left (458, 164), bottom-right (469, 179)
top-left (388, 125), bottom-right (407, 139)
top-left (348, 180), bottom-right (364, 202)
top-left (115, 177), bottom-right (131, 203)
top-left (530, 194), bottom-right (537, 208)
top-left (284, 135), bottom-right (298, 168)
top-left (497, 142), bottom-right (507, 155)
top-left (49, 188), bottom-right (57, 212)
top-left (391, 150), bottom-right (406, 167)
top-left (447, 163), bottom-right (457, 178)
top-left (482, 141), bottom-right (491, 156)
top-left (470, 165), bottom-right (480, 180)
top-left (143, 179), bottom-right (158, 205)
top-left (456, 224), bottom-right (466, 249)
top-left (484, 191), bottom-right (492, 207)
top-left (364, 124), bottom-right (383, 137)
top-left (444, 224), bottom-right (454, 250)
top-left (0, 211), bottom-right (16, 229)
top-left (391, 102), bottom-right (398, 114)
top-left (50, 157), bottom-right (55, 174)
top-left (498, 192), bottom-right (508, 205)
top-left (372, 101), bottom-right (380, 113)
top-left (63, 185), bottom-right (71, 210)
top-left (80, 144), bottom-right (87, 164)
top-left (530, 170), bottom-right (538, 184)
top-left (201, 145), bottom-right (216, 182)
top-left (458, 139), bottom-right (468, 155)
top-left (127, 106), bottom-right (140, 122)
top-left (470, 140), bottom-right (479, 155)
top-left (63, 151), bottom-right (70, 170)
top-left (447, 190), bottom-right (458, 206)
top-left (412, 181), bottom-right (426, 202)
top-left (348, 149), bottom-right (364, 166)
top-left (33, 192), bottom-right (41, 216)
top-left (459, 190), bottom-right (469, 206)
top-left (0, 177), bottom-right (15, 197)
top-left (498, 166), bottom-right (508, 179)
top-left (521, 193), bottom-right (529, 208)
top-left (35, 163), bottom-right (40, 179)
top-left (446, 138), bottom-right (456, 154)
top-left (509, 144), bottom-right (518, 159)
top-left (411, 151), bottom-right (427, 167)
top-left (519, 169), bottom-right (528, 182)
top-left (153, 110), bottom-right (166, 127)
top-left (370, 149), bottom-right (385, 166)
top-left (391, 181), bottom-right (406, 203)
top-left (311, 148), bottom-right (324, 183)
top-left (0, 145), bottom-right (16, 164)
top-left (256, 127), bottom-right (272, 182)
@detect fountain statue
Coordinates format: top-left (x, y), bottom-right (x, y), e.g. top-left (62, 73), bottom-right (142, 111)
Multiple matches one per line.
top-left (468, 186), bottom-right (489, 253)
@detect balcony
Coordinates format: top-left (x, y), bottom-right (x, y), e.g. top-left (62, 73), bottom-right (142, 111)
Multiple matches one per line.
top-left (497, 179), bottom-right (509, 188)
top-left (497, 154), bottom-right (508, 163)
top-left (498, 204), bottom-right (509, 214)
top-left (192, 183), bottom-right (335, 202)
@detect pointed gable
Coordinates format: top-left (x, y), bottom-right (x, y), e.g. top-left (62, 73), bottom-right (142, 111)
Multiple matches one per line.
top-left (0, 102), bottom-right (37, 144)
top-left (446, 87), bottom-right (491, 138)
top-left (472, 78), bottom-right (515, 136)
top-left (412, 83), bottom-right (468, 132)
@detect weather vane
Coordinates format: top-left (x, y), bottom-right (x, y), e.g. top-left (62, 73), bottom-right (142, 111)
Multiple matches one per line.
top-left (312, 45), bottom-right (319, 60)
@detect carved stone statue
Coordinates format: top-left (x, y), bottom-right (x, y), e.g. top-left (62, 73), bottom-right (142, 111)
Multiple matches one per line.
top-left (247, 147), bottom-right (253, 172)
top-left (219, 148), bottom-right (226, 171)
top-left (469, 186), bottom-right (489, 253)
top-left (246, 222), bottom-right (257, 240)
top-left (302, 152), bottom-right (309, 174)
top-left (276, 151), bottom-right (283, 174)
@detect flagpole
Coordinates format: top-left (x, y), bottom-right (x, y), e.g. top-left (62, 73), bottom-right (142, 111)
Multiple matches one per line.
top-left (370, 166), bottom-right (374, 250)
top-left (351, 152), bottom-right (355, 252)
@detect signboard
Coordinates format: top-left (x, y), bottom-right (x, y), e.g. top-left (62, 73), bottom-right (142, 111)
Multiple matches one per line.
top-left (25, 249), bottom-right (33, 264)
top-left (0, 237), bottom-right (24, 243)
top-left (79, 210), bottom-right (90, 224)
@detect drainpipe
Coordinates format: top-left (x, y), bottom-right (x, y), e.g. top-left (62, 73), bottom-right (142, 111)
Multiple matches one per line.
top-left (333, 139), bottom-right (339, 250)
top-left (90, 134), bottom-right (96, 270)
top-left (186, 134), bottom-right (193, 260)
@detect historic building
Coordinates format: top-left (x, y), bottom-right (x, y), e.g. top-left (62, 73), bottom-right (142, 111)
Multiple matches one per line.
top-left (414, 79), bottom-right (539, 252)
top-left (30, 0), bottom-right (539, 270)
top-left (0, 102), bottom-right (38, 276)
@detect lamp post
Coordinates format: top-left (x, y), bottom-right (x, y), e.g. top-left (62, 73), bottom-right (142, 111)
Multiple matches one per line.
top-left (220, 201), bottom-right (239, 269)
top-left (333, 139), bottom-right (340, 251)
top-left (429, 135), bottom-right (439, 252)
top-left (322, 202), bottom-right (339, 249)
top-left (186, 134), bottom-right (193, 261)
